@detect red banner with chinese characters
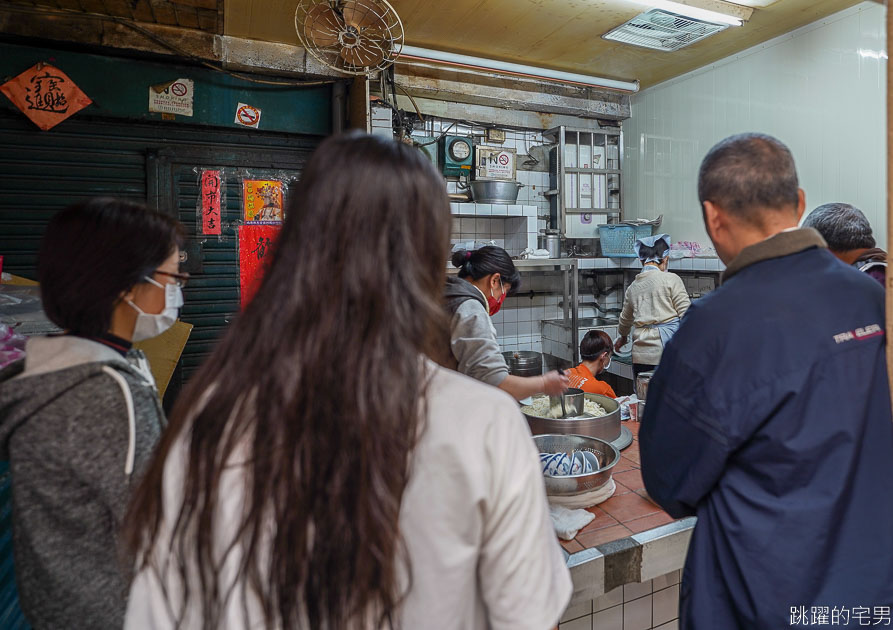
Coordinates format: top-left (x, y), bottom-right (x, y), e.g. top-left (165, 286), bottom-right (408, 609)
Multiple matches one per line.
top-left (200, 170), bottom-right (222, 235)
top-left (0, 63), bottom-right (92, 131)
top-left (238, 225), bottom-right (280, 308)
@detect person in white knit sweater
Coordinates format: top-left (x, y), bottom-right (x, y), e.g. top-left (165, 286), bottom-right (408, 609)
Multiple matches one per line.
top-left (614, 234), bottom-right (691, 376)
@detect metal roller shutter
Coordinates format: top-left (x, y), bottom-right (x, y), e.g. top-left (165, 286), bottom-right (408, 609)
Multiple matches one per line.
top-left (0, 111), bottom-right (321, 396)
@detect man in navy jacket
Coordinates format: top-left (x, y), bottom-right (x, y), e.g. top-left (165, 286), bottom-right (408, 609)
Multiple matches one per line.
top-left (640, 133), bottom-right (893, 629)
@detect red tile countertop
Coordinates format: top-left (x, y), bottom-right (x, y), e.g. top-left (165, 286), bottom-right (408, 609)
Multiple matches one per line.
top-left (558, 421), bottom-right (677, 553)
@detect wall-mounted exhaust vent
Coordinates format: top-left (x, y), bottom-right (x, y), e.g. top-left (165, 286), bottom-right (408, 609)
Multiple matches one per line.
top-left (602, 9), bottom-right (729, 52)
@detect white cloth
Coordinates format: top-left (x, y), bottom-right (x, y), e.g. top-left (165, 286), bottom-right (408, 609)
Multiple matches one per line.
top-left (549, 505), bottom-right (596, 541)
top-left (634, 233), bottom-right (671, 263)
top-left (124, 362), bottom-right (572, 630)
top-left (643, 317), bottom-right (681, 347)
top-left (547, 478), bottom-right (616, 510)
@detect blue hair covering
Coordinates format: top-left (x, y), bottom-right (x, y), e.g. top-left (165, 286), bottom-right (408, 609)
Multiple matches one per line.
top-left (634, 233), bottom-right (671, 263)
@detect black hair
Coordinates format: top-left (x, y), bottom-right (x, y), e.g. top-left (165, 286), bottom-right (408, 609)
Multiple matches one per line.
top-left (637, 239), bottom-right (670, 263)
top-left (127, 132), bottom-right (452, 629)
top-left (38, 197), bottom-right (185, 337)
top-left (451, 245), bottom-right (521, 294)
top-left (698, 133), bottom-right (800, 224)
top-left (801, 203), bottom-right (876, 251)
top-left (581, 330), bottom-right (612, 361)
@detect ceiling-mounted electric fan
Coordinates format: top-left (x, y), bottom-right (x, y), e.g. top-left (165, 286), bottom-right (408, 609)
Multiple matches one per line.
top-left (295, 0), bottom-right (405, 76)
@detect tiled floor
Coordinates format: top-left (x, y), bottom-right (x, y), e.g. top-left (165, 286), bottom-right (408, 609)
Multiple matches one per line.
top-left (560, 421), bottom-right (676, 554)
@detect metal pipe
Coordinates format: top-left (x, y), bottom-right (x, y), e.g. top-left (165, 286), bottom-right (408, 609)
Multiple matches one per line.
top-left (397, 45), bottom-right (640, 94)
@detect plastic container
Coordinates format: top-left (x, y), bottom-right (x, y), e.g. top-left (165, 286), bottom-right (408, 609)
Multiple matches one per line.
top-left (597, 224), bottom-right (655, 258)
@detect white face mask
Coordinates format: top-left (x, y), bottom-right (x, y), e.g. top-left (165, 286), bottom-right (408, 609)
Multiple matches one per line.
top-left (127, 276), bottom-right (183, 341)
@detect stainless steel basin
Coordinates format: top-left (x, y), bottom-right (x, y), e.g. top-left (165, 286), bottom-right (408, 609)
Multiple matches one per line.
top-left (534, 434), bottom-right (619, 496)
top-left (523, 393), bottom-right (622, 442)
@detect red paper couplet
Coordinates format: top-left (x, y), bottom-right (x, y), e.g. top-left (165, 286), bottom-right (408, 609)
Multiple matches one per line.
top-left (201, 170), bottom-right (222, 235)
top-left (238, 225), bottom-right (280, 308)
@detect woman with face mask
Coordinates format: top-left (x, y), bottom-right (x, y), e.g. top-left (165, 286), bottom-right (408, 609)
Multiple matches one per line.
top-left (0, 197), bottom-right (185, 629)
top-left (445, 246), bottom-right (568, 400)
top-left (565, 330), bottom-right (617, 397)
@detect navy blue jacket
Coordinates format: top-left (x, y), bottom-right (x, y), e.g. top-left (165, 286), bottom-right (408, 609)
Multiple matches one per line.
top-left (640, 230), bottom-right (893, 629)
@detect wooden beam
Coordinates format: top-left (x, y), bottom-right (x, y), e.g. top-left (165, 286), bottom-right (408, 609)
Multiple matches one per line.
top-left (0, 7), bottom-right (344, 79)
top-left (888, 1), bottom-right (893, 401)
top-left (395, 61), bottom-right (631, 121)
top-left (348, 76), bottom-right (370, 132)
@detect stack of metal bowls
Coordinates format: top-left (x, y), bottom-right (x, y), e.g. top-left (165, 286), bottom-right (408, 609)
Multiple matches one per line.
top-left (534, 434), bottom-right (619, 498)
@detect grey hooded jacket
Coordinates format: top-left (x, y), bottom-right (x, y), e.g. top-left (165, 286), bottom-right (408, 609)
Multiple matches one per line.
top-left (0, 336), bottom-right (166, 630)
top-left (444, 276), bottom-right (509, 387)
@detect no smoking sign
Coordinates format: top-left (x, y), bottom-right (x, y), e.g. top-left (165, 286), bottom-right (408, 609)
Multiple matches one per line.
top-left (148, 77), bottom-right (194, 117)
top-left (235, 103), bottom-right (261, 129)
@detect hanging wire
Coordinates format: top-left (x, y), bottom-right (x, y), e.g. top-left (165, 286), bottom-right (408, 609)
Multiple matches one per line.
top-left (2, 3), bottom-right (338, 88)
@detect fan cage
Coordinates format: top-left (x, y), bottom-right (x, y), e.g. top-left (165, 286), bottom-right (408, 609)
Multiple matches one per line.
top-left (295, 0), bottom-right (405, 76)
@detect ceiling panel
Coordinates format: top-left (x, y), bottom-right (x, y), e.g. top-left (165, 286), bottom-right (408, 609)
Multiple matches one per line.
top-left (225, 0), bottom-right (869, 87)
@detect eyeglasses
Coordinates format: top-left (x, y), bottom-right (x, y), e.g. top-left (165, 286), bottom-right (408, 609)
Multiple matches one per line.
top-left (154, 270), bottom-right (190, 288)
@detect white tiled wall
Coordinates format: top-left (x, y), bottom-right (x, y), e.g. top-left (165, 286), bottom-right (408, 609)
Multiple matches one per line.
top-left (623, 2), bottom-right (887, 248)
top-left (449, 209), bottom-right (539, 256)
top-left (559, 571), bottom-right (681, 630)
top-left (414, 118), bottom-right (553, 233)
top-left (492, 274), bottom-right (567, 353)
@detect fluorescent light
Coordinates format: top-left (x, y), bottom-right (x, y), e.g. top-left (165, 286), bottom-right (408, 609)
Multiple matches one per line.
top-left (859, 49), bottom-right (888, 60)
top-left (628, 0), bottom-right (743, 26)
top-left (397, 46), bottom-right (640, 93)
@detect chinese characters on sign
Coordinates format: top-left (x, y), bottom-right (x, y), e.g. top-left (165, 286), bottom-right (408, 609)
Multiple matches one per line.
top-left (148, 78), bottom-right (194, 117)
top-left (790, 605), bottom-right (891, 626)
top-left (200, 170), bottom-right (222, 236)
top-left (243, 180), bottom-right (284, 225)
top-left (0, 63), bottom-right (92, 130)
top-left (238, 225), bottom-right (280, 308)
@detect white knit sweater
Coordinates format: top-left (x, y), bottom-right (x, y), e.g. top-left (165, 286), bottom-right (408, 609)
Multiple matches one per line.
top-left (618, 267), bottom-right (691, 365)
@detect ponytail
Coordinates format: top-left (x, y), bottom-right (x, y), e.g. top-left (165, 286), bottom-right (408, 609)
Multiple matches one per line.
top-left (451, 246), bottom-right (521, 293)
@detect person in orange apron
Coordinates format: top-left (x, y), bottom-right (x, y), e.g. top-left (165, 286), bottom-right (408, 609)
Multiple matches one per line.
top-left (565, 330), bottom-right (616, 398)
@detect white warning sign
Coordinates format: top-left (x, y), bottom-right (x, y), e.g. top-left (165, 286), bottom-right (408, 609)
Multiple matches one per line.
top-left (148, 78), bottom-right (194, 117)
top-left (234, 103), bottom-right (261, 129)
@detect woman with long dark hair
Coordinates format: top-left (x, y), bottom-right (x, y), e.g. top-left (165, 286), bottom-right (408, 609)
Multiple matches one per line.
top-left (124, 133), bottom-right (571, 629)
top-left (446, 246), bottom-right (568, 400)
top-left (0, 198), bottom-right (185, 628)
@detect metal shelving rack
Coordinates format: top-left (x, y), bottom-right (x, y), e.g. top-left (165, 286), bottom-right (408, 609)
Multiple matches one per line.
top-left (544, 125), bottom-right (623, 241)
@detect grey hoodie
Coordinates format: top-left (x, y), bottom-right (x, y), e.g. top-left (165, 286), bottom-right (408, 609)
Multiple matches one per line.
top-left (0, 336), bottom-right (166, 630)
top-left (444, 277), bottom-right (509, 387)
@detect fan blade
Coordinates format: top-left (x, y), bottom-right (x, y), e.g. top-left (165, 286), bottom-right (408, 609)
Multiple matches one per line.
top-left (303, 4), bottom-right (343, 48)
top-left (342, 0), bottom-right (384, 30)
top-left (340, 37), bottom-right (386, 68)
